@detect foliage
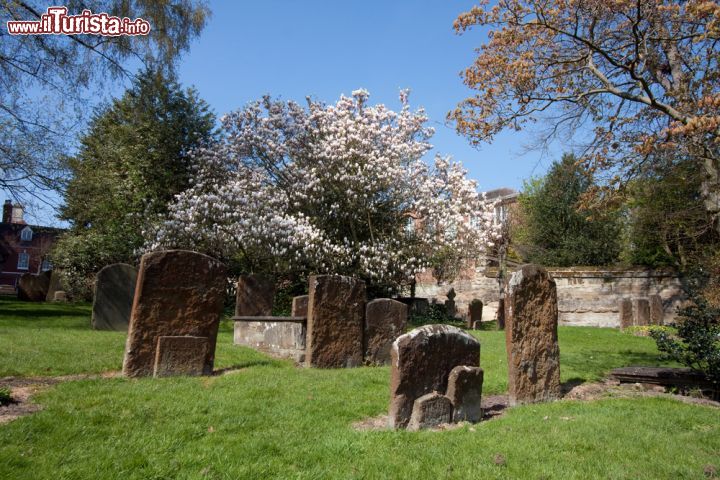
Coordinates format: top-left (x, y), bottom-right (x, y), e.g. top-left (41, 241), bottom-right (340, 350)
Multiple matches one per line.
top-left (512, 154), bottom-right (621, 266)
top-left (452, 1), bottom-right (720, 230)
top-left (651, 272), bottom-right (720, 387)
top-left (0, 387), bottom-right (12, 406)
top-left (0, 1), bottom-right (210, 205)
top-left (52, 68), bottom-right (216, 299)
top-left (409, 303), bottom-right (464, 328)
top-left (147, 90), bottom-right (500, 292)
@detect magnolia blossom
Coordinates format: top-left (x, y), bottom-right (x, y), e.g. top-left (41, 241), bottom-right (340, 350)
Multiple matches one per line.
top-left (146, 90), bottom-right (501, 286)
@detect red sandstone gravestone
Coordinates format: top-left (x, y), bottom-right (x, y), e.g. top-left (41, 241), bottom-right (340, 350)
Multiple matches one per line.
top-left (364, 298), bottom-right (407, 365)
top-left (17, 271), bottom-right (51, 302)
top-left (505, 264), bottom-right (561, 406)
top-left (388, 324), bottom-right (480, 429)
top-left (235, 274), bottom-right (274, 316)
top-left (291, 295), bottom-right (309, 317)
top-left (619, 297), bottom-right (633, 329)
top-left (649, 295), bottom-right (664, 325)
top-left (153, 336), bottom-right (209, 377)
top-left (305, 275), bottom-right (366, 368)
top-left (407, 392), bottom-right (453, 431)
top-left (468, 299), bottom-right (483, 328)
top-left (633, 298), bottom-right (651, 326)
top-left (446, 365), bottom-right (484, 423)
top-left (122, 250), bottom-right (226, 378)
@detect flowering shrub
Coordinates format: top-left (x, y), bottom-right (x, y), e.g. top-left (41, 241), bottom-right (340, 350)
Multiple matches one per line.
top-left (146, 90), bottom-right (499, 290)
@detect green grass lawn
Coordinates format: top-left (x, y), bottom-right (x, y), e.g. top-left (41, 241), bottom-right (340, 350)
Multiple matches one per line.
top-left (1, 298), bottom-right (718, 479)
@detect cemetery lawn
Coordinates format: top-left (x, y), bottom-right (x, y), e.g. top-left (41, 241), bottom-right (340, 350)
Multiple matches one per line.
top-left (1, 298), bottom-right (718, 479)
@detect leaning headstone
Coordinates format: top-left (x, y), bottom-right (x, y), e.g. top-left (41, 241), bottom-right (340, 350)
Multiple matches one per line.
top-left (364, 298), bottom-right (407, 365)
top-left (389, 324), bottom-right (480, 429)
top-left (153, 336), bottom-right (209, 377)
top-left (633, 298), bottom-right (651, 326)
top-left (17, 271), bottom-right (51, 302)
top-left (649, 295), bottom-right (664, 326)
top-left (505, 264), bottom-right (561, 406)
top-left (122, 250), bottom-right (226, 378)
top-left (407, 392), bottom-right (453, 431)
top-left (92, 263), bottom-right (138, 331)
top-left (446, 366), bottom-right (484, 423)
top-left (236, 274), bottom-right (274, 316)
top-left (45, 270), bottom-right (65, 302)
top-left (291, 295), bottom-right (309, 317)
top-left (305, 275), bottom-right (366, 368)
top-left (468, 299), bottom-right (483, 328)
top-left (444, 288), bottom-right (457, 318)
top-left (52, 291), bottom-right (67, 302)
top-left (619, 297), bottom-right (633, 329)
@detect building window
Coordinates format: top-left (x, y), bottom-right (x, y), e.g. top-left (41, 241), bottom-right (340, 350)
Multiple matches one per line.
top-left (17, 252), bottom-right (29, 270)
top-left (20, 226), bottom-right (32, 242)
top-left (41, 258), bottom-right (52, 271)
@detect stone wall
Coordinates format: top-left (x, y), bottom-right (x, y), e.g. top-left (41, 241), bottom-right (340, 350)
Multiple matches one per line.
top-left (416, 267), bottom-right (684, 328)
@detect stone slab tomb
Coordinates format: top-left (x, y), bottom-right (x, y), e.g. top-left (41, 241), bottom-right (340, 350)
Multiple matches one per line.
top-left (364, 298), bottom-right (407, 365)
top-left (92, 263), bottom-right (138, 331)
top-left (122, 250), bottom-right (226, 378)
top-left (153, 336), bottom-right (209, 377)
top-left (388, 324), bottom-right (480, 429)
top-left (306, 275), bottom-right (366, 368)
top-left (505, 264), bottom-right (561, 406)
top-left (17, 271), bottom-right (51, 302)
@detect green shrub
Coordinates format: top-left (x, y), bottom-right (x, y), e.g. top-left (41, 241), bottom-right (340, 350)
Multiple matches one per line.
top-left (410, 303), bottom-right (464, 328)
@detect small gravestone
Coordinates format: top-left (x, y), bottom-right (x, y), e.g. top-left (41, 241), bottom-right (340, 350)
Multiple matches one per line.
top-left (291, 295), bottom-right (309, 317)
top-left (388, 324), bottom-right (480, 429)
top-left (236, 274), bottom-right (274, 316)
top-left (122, 250), bottom-right (226, 378)
top-left (407, 392), bottom-right (453, 431)
top-left (496, 297), bottom-right (505, 330)
top-left (92, 263), bottom-right (138, 331)
top-left (472, 320), bottom-right (482, 330)
top-left (305, 275), bottom-right (366, 368)
top-left (45, 270), bottom-right (65, 302)
top-left (153, 336), bottom-right (209, 377)
top-left (446, 366), bottom-right (483, 423)
top-left (444, 288), bottom-right (457, 318)
top-left (633, 298), bottom-right (651, 326)
top-left (17, 271), bottom-right (51, 302)
top-left (364, 298), bottom-right (407, 365)
top-left (619, 297), bottom-right (633, 329)
top-left (649, 295), bottom-right (664, 325)
top-left (468, 299), bottom-right (483, 328)
top-left (505, 264), bottom-right (561, 406)
top-left (53, 291), bottom-right (67, 302)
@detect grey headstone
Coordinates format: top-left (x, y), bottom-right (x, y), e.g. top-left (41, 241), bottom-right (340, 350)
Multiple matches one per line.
top-left (92, 263), bottom-right (138, 331)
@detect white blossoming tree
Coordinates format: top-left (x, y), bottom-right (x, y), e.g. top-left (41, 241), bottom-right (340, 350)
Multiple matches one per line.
top-left (146, 90), bottom-right (499, 292)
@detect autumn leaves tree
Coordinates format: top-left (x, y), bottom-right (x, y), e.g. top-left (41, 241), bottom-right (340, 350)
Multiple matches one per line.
top-left (452, 0), bottom-right (720, 232)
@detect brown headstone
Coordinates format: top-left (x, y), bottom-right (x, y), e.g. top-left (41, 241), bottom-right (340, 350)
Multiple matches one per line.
top-left (407, 392), bottom-right (453, 431)
top-left (291, 295), bottom-right (309, 317)
top-left (364, 298), bottom-right (408, 365)
top-left (468, 299), bottom-right (483, 328)
top-left (92, 263), bottom-right (138, 331)
top-left (235, 274), bottom-right (274, 316)
top-left (505, 264), bottom-right (561, 406)
top-left (649, 295), bottom-right (664, 325)
top-left (633, 298), bottom-right (651, 326)
top-left (619, 297), bottom-right (633, 329)
top-left (496, 297), bottom-right (505, 330)
top-left (53, 291), bottom-right (67, 302)
top-left (446, 366), bottom-right (484, 423)
top-left (153, 336), bottom-right (209, 377)
top-left (122, 250), bottom-right (226, 378)
top-left (389, 324), bottom-right (480, 429)
top-left (17, 271), bottom-right (51, 302)
top-left (444, 287), bottom-right (457, 318)
top-left (305, 275), bottom-right (366, 368)
top-left (45, 270), bottom-right (65, 302)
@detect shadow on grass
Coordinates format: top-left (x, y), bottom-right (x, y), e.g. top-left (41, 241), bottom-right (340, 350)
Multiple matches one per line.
top-left (562, 349), bottom-right (666, 383)
top-left (213, 360), bottom-right (279, 375)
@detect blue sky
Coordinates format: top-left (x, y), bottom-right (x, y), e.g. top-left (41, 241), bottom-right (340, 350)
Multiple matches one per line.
top-left (19, 0), bottom-right (567, 225)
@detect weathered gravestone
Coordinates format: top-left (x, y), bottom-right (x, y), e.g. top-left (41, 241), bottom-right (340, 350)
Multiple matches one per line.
top-left (291, 295), bottom-right (309, 317)
top-left (388, 324), bottom-right (480, 429)
top-left (364, 298), bottom-right (407, 365)
top-left (496, 297), bottom-right (505, 330)
top-left (619, 297), bottom-right (633, 329)
top-left (45, 270), bottom-right (65, 302)
top-left (53, 291), bottom-right (67, 302)
top-left (305, 275), bottom-right (366, 368)
top-left (446, 365), bottom-right (484, 423)
top-left (407, 392), bottom-right (453, 431)
top-left (505, 264), bottom-right (561, 405)
top-left (17, 271), bottom-right (51, 302)
top-left (92, 263), bottom-right (138, 331)
top-left (122, 250), bottom-right (226, 378)
top-left (153, 336), bottom-right (209, 377)
top-left (633, 298), bottom-right (651, 326)
top-left (468, 299), bottom-right (483, 328)
top-left (649, 295), bottom-right (664, 325)
top-left (445, 288), bottom-right (457, 318)
top-left (235, 274), bottom-right (274, 316)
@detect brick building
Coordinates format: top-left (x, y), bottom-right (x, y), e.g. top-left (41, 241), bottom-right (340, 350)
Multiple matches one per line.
top-left (0, 200), bottom-right (63, 289)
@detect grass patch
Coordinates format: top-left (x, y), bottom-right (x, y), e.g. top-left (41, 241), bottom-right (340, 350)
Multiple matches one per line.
top-left (0, 298), bottom-right (714, 479)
